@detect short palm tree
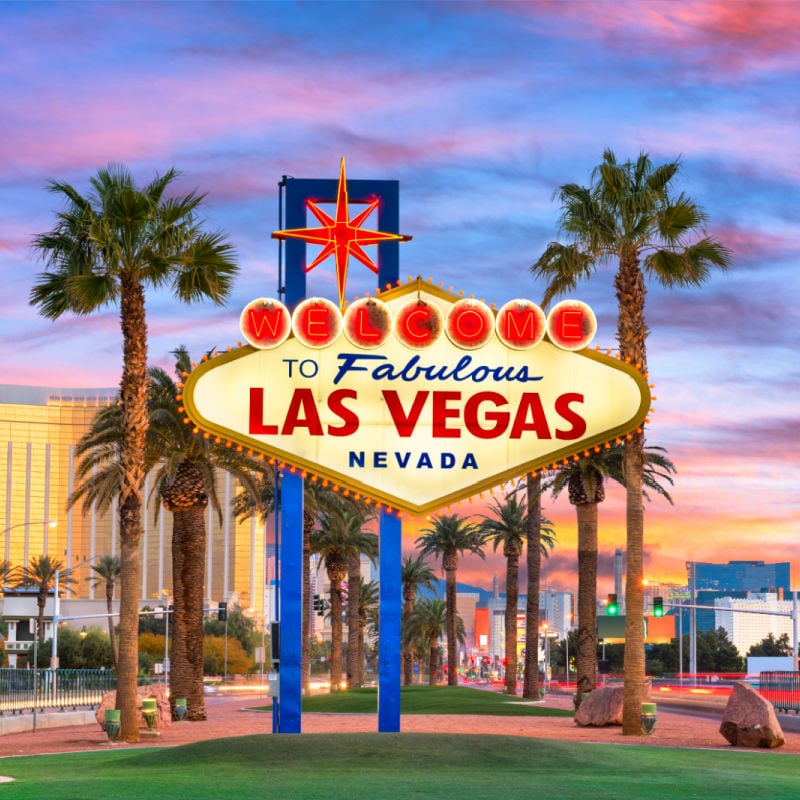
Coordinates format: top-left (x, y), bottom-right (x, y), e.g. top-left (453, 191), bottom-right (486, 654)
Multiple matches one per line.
top-left (531, 150), bottom-right (730, 733)
top-left (404, 597), bottom-right (449, 686)
top-left (356, 578), bottom-right (379, 685)
top-left (345, 519), bottom-right (378, 689)
top-left (416, 514), bottom-right (486, 686)
top-left (18, 555), bottom-right (73, 662)
top-left (479, 491), bottom-right (556, 695)
top-left (31, 165), bottom-right (238, 741)
top-left (87, 555), bottom-right (121, 667)
top-left (401, 554), bottom-right (437, 685)
top-left (310, 507), bottom-right (377, 691)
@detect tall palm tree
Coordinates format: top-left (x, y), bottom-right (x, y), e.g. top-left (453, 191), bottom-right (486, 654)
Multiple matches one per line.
top-left (87, 555), bottom-right (121, 667)
top-left (31, 165), bottom-right (238, 740)
top-left (416, 513), bottom-right (486, 686)
top-left (401, 554), bottom-right (436, 685)
top-left (310, 507), bottom-right (377, 692)
top-left (531, 150), bottom-right (730, 732)
top-left (71, 348), bottom-right (263, 721)
top-left (18, 555), bottom-right (72, 663)
top-left (479, 491), bottom-right (556, 695)
top-left (404, 597), bottom-right (448, 686)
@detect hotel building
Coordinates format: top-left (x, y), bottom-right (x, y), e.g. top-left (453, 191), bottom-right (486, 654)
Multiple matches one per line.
top-left (0, 384), bottom-right (272, 619)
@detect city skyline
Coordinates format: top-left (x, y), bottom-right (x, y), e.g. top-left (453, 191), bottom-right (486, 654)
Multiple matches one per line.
top-left (1, 2), bottom-right (798, 594)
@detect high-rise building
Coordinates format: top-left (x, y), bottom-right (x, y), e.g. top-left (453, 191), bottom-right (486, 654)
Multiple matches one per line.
top-left (1, 384), bottom-right (270, 618)
top-left (691, 560), bottom-right (790, 595)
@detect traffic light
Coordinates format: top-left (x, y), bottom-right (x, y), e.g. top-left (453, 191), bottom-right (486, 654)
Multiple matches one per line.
top-left (313, 594), bottom-right (326, 617)
top-left (607, 593), bottom-right (618, 616)
top-left (218, 601), bottom-right (227, 622)
top-left (653, 597), bottom-right (664, 617)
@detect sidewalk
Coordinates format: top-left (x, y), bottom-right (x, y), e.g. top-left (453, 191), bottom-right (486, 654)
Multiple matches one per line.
top-left (2, 691), bottom-right (800, 758)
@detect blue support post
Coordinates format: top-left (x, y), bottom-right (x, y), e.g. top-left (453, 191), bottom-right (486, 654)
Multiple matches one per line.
top-left (279, 171), bottom-right (402, 735)
top-left (378, 509), bottom-right (402, 732)
top-left (277, 471), bottom-right (303, 733)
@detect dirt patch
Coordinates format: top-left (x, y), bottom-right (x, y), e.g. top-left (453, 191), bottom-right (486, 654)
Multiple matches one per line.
top-left (3, 692), bottom-right (800, 758)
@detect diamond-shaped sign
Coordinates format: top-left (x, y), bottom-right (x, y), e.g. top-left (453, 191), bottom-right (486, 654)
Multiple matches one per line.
top-left (182, 280), bottom-right (650, 515)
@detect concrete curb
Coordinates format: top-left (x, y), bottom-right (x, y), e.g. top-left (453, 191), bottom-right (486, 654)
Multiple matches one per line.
top-left (0, 710), bottom-right (97, 736)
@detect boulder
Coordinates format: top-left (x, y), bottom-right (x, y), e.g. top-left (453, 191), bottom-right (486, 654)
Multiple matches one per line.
top-left (574, 681), bottom-right (651, 727)
top-left (95, 684), bottom-right (173, 731)
top-left (720, 681), bottom-right (784, 748)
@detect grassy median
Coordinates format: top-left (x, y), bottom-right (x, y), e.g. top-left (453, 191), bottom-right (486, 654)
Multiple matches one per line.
top-left (1, 733), bottom-right (797, 800)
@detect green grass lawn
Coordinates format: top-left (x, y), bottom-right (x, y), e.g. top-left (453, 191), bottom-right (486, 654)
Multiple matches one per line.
top-left (1, 733), bottom-right (797, 800)
top-left (289, 685), bottom-right (573, 716)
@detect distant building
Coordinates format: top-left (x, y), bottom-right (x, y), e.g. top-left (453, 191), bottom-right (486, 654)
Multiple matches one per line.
top-left (715, 593), bottom-right (794, 656)
top-left (691, 561), bottom-right (790, 595)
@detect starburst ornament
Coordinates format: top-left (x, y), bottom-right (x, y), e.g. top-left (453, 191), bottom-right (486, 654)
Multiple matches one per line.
top-left (272, 158), bottom-right (411, 309)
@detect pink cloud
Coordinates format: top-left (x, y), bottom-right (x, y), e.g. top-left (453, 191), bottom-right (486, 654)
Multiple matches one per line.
top-left (495, 0), bottom-right (800, 73)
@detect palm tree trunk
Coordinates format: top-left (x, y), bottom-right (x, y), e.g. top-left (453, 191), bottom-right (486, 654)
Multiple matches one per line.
top-left (575, 502), bottom-right (598, 704)
top-left (615, 252), bottom-right (649, 735)
top-left (444, 562), bottom-right (458, 686)
top-left (302, 511), bottom-right (314, 696)
top-left (503, 551), bottom-right (519, 695)
top-left (117, 522), bottom-right (142, 741)
top-left (169, 504), bottom-right (207, 720)
top-left (522, 475), bottom-right (542, 699)
top-left (622, 434), bottom-right (646, 734)
top-left (329, 579), bottom-right (344, 691)
top-left (116, 272), bottom-right (148, 742)
top-left (346, 553), bottom-right (361, 688)
top-left (428, 639), bottom-right (439, 686)
top-left (402, 589), bottom-right (416, 686)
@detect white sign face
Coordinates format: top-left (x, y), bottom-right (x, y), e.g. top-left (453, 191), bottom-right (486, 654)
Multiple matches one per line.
top-left (183, 280), bottom-right (649, 515)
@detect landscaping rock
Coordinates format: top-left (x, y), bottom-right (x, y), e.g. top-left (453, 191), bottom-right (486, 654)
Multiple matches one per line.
top-left (574, 681), bottom-right (651, 727)
top-left (95, 685), bottom-right (172, 731)
top-left (720, 681), bottom-right (784, 748)
top-left (575, 686), bottom-right (623, 726)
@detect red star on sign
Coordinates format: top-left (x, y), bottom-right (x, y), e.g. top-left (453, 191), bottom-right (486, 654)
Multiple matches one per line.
top-left (272, 158), bottom-right (411, 309)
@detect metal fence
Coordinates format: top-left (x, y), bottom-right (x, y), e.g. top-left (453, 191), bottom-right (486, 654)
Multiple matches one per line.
top-left (759, 671), bottom-right (800, 714)
top-left (0, 668), bottom-right (116, 715)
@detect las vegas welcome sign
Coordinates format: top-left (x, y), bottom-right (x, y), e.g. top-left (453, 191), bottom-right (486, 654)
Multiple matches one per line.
top-left (181, 277), bottom-right (651, 516)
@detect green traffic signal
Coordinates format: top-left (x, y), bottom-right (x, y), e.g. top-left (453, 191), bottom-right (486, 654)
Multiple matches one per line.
top-left (607, 593), bottom-right (618, 616)
top-left (653, 597), bottom-right (664, 617)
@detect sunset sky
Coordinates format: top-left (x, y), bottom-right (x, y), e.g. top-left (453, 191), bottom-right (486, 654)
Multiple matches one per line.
top-left (1, 1), bottom-right (798, 596)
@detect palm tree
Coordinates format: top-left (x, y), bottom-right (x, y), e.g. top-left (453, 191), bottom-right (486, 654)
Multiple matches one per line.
top-left (18, 555), bottom-right (72, 663)
top-left (356, 578), bottom-right (379, 685)
top-left (31, 165), bottom-right (238, 740)
top-left (531, 150), bottom-right (730, 733)
top-left (405, 597), bottom-right (448, 686)
top-left (479, 491), bottom-right (556, 695)
top-left (71, 348), bottom-right (264, 721)
top-left (416, 514), bottom-right (486, 686)
top-left (401, 554), bottom-right (437, 685)
top-left (310, 507), bottom-right (377, 691)
top-left (87, 555), bottom-right (121, 667)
